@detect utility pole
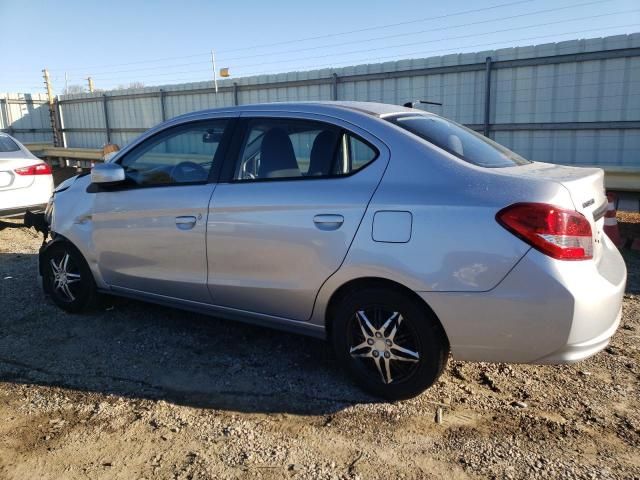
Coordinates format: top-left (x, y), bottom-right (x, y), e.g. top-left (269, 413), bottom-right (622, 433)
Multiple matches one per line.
top-left (64, 72), bottom-right (69, 95)
top-left (211, 50), bottom-right (218, 94)
top-left (43, 68), bottom-right (54, 104)
top-left (87, 76), bottom-right (95, 93)
top-left (42, 68), bottom-right (62, 147)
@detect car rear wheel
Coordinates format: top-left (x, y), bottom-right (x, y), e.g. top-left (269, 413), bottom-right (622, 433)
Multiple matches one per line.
top-left (42, 242), bottom-right (98, 313)
top-left (331, 287), bottom-right (448, 400)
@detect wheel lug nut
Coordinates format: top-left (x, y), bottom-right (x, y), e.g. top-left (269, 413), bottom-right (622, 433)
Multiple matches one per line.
top-left (384, 352), bottom-right (390, 359)
top-left (372, 350), bottom-right (379, 358)
top-left (367, 338), bottom-right (374, 345)
top-left (375, 332), bottom-right (382, 338)
top-left (385, 339), bottom-right (392, 346)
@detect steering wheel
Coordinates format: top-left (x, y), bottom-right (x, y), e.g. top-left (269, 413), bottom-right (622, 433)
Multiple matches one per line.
top-left (170, 161), bottom-right (208, 183)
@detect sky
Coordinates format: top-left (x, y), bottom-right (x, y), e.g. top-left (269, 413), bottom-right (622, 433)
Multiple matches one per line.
top-left (1, 0), bottom-right (638, 94)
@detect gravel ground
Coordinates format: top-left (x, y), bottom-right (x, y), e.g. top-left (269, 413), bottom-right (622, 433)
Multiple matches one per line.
top-left (0, 218), bottom-right (638, 480)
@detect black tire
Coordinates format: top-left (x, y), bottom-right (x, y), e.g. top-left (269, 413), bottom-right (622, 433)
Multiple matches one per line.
top-left (42, 241), bottom-right (98, 313)
top-left (331, 286), bottom-right (449, 401)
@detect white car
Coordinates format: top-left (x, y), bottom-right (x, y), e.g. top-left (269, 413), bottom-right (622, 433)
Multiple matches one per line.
top-left (0, 133), bottom-right (54, 218)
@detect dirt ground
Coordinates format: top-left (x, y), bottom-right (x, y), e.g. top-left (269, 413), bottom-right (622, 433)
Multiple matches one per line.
top-left (0, 216), bottom-right (638, 480)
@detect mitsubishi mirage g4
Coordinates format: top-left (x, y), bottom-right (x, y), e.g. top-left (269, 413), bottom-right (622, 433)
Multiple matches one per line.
top-left (35, 102), bottom-right (626, 400)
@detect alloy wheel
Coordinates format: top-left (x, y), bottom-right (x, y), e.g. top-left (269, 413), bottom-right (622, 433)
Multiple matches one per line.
top-left (348, 307), bottom-right (421, 385)
top-left (49, 252), bottom-right (82, 302)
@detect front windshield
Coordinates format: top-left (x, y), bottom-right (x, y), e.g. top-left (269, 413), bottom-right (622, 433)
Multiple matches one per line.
top-left (387, 113), bottom-right (530, 168)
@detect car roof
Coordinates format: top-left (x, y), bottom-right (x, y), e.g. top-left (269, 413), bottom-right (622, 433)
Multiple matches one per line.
top-left (172, 101), bottom-right (417, 122)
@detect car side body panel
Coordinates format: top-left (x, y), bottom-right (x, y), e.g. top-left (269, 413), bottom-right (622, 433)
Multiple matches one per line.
top-left (206, 110), bottom-right (391, 321)
top-left (309, 118), bottom-right (575, 327)
top-left (44, 102), bottom-right (626, 367)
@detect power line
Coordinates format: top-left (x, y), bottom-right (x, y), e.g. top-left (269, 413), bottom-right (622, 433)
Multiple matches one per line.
top-left (3, 0), bottom-right (536, 76)
top-left (84, 13), bottom-right (638, 83)
top-left (219, 0), bottom-right (537, 53)
top-left (235, 23), bottom-right (640, 78)
top-left (5, 0), bottom-right (629, 94)
top-left (55, 0), bottom-right (617, 78)
top-left (226, 9), bottom-right (640, 72)
top-left (70, 23), bottom-right (639, 89)
top-left (217, 0), bottom-right (617, 63)
top-left (6, 23), bottom-right (637, 91)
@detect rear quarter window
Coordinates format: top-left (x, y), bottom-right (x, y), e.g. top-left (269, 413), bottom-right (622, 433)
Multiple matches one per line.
top-left (387, 114), bottom-right (530, 168)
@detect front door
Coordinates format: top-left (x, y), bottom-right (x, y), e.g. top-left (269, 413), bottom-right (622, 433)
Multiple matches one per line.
top-left (92, 118), bottom-right (232, 303)
top-left (206, 114), bottom-right (388, 321)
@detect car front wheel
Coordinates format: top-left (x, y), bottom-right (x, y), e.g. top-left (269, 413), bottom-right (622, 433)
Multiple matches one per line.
top-left (42, 242), bottom-right (98, 313)
top-left (331, 287), bottom-right (449, 400)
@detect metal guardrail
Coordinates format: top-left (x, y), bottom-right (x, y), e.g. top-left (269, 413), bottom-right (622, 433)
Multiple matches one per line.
top-left (26, 144), bottom-right (104, 162)
top-left (598, 167), bottom-right (640, 192)
top-left (24, 144), bottom-right (640, 192)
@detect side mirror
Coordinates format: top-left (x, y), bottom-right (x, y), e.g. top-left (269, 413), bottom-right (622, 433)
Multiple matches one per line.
top-left (91, 163), bottom-right (125, 184)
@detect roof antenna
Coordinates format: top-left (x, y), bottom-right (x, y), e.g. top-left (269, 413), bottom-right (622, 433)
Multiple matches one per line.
top-left (403, 100), bottom-right (443, 108)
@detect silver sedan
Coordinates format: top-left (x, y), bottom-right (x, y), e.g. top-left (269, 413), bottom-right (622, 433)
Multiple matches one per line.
top-left (38, 102), bottom-right (627, 400)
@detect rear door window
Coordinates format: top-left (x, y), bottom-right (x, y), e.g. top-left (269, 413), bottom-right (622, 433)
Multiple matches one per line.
top-left (234, 119), bottom-right (377, 181)
top-left (387, 114), bottom-right (530, 167)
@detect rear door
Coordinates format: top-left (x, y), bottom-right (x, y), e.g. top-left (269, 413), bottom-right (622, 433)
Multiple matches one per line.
top-left (206, 112), bottom-right (389, 321)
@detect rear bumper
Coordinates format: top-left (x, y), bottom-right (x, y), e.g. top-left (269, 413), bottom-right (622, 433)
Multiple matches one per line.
top-left (0, 174), bottom-right (53, 218)
top-left (0, 203), bottom-right (48, 218)
top-left (533, 306), bottom-right (621, 363)
top-left (418, 234), bottom-right (627, 364)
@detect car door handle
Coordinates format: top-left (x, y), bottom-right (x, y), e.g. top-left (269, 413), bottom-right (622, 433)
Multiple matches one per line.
top-left (313, 214), bottom-right (344, 231)
top-left (175, 216), bottom-right (197, 230)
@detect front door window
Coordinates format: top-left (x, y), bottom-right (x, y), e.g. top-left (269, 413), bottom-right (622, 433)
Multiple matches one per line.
top-left (119, 120), bottom-right (228, 186)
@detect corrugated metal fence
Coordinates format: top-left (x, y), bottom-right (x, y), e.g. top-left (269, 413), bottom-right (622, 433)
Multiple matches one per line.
top-left (3, 33), bottom-right (640, 168)
top-left (0, 93), bottom-right (52, 144)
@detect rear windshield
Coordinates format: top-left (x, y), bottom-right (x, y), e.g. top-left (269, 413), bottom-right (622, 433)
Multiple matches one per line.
top-left (0, 136), bottom-right (20, 153)
top-left (387, 114), bottom-right (530, 168)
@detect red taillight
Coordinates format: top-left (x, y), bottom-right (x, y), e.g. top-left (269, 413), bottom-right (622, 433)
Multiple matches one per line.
top-left (496, 203), bottom-right (593, 260)
top-left (14, 163), bottom-right (52, 176)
